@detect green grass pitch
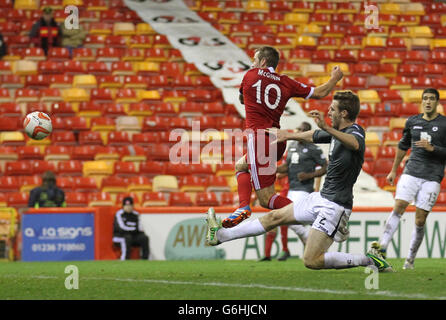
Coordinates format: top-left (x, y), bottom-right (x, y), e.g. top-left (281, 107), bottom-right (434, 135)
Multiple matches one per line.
top-left (0, 258), bottom-right (445, 300)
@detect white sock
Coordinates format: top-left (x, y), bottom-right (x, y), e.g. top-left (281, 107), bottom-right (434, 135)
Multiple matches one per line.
top-left (380, 211), bottom-right (402, 250)
top-left (324, 252), bottom-right (372, 269)
top-left (407, 225), bottom-right (425, 262)
top-left (289, 225), bottom-right (309, 244)
top-left (217, 219), bottom-right (266, 243)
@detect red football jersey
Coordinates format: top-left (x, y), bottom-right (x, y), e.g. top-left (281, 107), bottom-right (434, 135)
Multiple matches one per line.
top-left (240, 67), bottom-right (314, 130)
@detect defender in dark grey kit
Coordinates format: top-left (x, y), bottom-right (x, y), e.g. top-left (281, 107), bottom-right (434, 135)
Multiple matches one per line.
top-left (206, 91), bottom-right (392, 272)
top-left (370, 88), bottom-right (446, 269)
top-left (276, 122), bottom-right (327, 244)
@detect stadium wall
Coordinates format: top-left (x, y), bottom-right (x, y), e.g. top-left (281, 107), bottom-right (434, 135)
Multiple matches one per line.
top-left (21, 207), bottom-right (446, 261)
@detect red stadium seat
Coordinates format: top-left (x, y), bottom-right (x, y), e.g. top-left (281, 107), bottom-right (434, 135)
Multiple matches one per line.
top-left (17, 146), bottom-right (43, 160)
top-left (372, 159), bottom-right (395, 177)
top-left (51, 131), bottom-right (76, 146)
top-left (5, 161), bottom-right (32, 176)
top-left (382, 131), bottom-right (403, 146)
top-left (378, 90), bottom-right (402, 103)
top-left (206, 175), bottom-right (230, 192)
top-left (398, 65), bottom-right (422, 77)
top-left (74, 177), bottom-right (99, 192)
top-left (195, 192), bottom-right (219, 206)
top-left (57, 160), bottom-right (83, 176)
top-left (107, 131), bottom-right (131, 146)
top-left (114, 161), bottom-right (138, 177)
top-left (71, 145), bottom-right (101, 161)
top-left (377, 146), bottom-right (396, 160)
top-left (166, 163), bottom-right (191, 176)
top-left (0, 176), bottom-right (20, 192)
top-left (30, 160), bottom-right (56, 175)
top-left (44, 146), bottom-right (72, 161)
top-left (65, 192), bottom-right (88, 207)
top-left (7, 192), bottom-right (29, 208)
top-left (169, 192), bottom-right (194, 207)
top-left (342, 76), bottom-right (366, 90)
top-left (78, 131), bottom-right (103, 145)
top-left (142, 192), bottom-right (167, 207)
top-left (220, 192), bottom-right (238, 206)
top-left (139, 161), bottom-right (166, 177)
top-left (399, 103), bottom-right (420, 117)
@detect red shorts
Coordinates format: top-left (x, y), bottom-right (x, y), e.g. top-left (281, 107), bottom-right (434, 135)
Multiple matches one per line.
top-left (246, 130), bottom-right (286, 191)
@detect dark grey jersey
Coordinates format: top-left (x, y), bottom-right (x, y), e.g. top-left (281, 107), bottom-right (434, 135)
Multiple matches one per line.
top-left (312, 124), bottom-right (365, 209)
top-left (286, 141), bottom-right (327, 193)
top-left (399, 114), bottom-right (446, 183)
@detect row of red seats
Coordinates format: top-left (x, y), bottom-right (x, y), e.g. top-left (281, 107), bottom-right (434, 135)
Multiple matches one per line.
top-left (1, 191), bottom-right (238, 208)
top-left (0, 174), bottom-right (231, 192)
top-left (0, 159), bottom-right (235, 176)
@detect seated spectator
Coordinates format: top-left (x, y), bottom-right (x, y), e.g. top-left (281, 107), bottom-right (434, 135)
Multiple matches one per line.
top-left (29, 7), bottom-right (61, 55)
top-left (0, 32), bottom-right (7, 59)
top-left (113, 197), bottom-right (150, 260)
top-left (28, 171), bottom-right (66, 208)
top-left (61, 23), bottom-right (87, 57)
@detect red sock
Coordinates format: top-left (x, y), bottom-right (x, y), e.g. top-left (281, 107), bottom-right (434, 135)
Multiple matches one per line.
top-left (280, 226), bottom-right (289, 253)
top-left (264, 231), bottom-right (276, 258)
top-left (236, 171), bottom-right (252, 208)
top-left (268, 194), bottom-right (292, 209)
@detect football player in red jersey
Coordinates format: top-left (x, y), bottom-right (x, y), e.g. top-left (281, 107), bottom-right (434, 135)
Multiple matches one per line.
top-left (222, 46), bottom-right (343, 228)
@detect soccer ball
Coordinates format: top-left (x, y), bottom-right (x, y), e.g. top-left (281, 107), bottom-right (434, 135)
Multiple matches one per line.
top-left (23, 111), bottom-right (53, 140)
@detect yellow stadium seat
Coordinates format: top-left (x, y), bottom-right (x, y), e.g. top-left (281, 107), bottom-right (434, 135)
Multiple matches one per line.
top-left (362, 36), bottom-right (386, 49)
top-left (365, 132), bottom-right (381, 147)
top-left (411, 38), bottom-right (431, 51)
top-left (227, 176), bottom-right (238, 192)
top-left (26, 136), bottom-right (51, 146)
top-left (400, 90), bottom-right (423, 103)
top-left (94, 149), bottom-right (120, 161)
top-left (13, 60), bottom-right (37, 76)
top-left (89, 23), bottom-right (112, 36)
top-left (113, 22), bottom-right (136, 36)
top-left (409, 26), bottom-right (433, 39)
top-left (379, 3), bottom-right (401, 15)
top-left (402, 3), bottom-right (425, 16)
top-left (431, 39), bottom-right (446, 51)
top-left (73, 74), bottom-right (97, 89)
top-left (0, 208), bottom-right (18, 260)
top-left (0, 132), bottom-right (25, 145)
top-left (389, 118), bottom-right (407, 132)
top-left (63, 0), bottom-right (83, 6)
top-left (134, 62), bottom-right (160, 74)
top-left (136, 23), bottom-right (156, 35)
top-left (138, 90), bottom-right (161, 102)
top-left (62, 88), bottom-right (89, 102)
top-left (14, 0), bottom-right (38, 10)
top-left (358, 90), bottom-right (381, 104)
top-left (83, 161), bottom-right (114, 177)
top-left (246, 0), bottom-right (269, 13)
top-left (302, 64), bottom-right (326, 77)
top-left (284, 13), bottom-right (309, 25)
top-left (152, 175), bottom-right (179, 192)
top-left (326, 62), bottom-right (350, 76)
top-left (295, 35), bottom-right (316, 48)
top-left (300, 24), bottom-right (322, 37)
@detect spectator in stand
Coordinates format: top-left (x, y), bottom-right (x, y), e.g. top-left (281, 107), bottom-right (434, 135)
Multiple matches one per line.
top-left (29, 7), bottom-right (61, 56)
top-left (28, 171), bottom-right (66, 208)
top-left (113, 197), bottom-right (150, 260)
top-left (60, 22), bottom-right (87, 57)
top-left (0, 32), bottom-right (7, 59)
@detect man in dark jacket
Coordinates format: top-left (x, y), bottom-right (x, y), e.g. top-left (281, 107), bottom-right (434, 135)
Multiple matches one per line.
top-left (0, 33), bottom-right (7, 59)
top-left (29, 7), bottom-right (61, 55)
top-left (28, 171), bottom-right (65, 208)
top-left (113, 197), bottom-right (150, 260)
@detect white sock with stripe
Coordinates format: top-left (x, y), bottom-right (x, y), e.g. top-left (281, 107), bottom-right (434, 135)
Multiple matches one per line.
top-left (324, 252), bottom-right (372, 269)
top-left (217, 219), bottom-right (266, 243)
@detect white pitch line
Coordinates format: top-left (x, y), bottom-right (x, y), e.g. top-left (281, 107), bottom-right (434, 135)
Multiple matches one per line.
top-left (2, 275), bottom-right (445, 300)
top-left (85, 276), bottom-right (446, 300)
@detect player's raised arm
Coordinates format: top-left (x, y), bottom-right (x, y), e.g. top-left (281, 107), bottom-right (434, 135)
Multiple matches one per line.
top-left (311, 66), bottom-right (344, 99)
top-left (267, 128), bottom-right (315, 144)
